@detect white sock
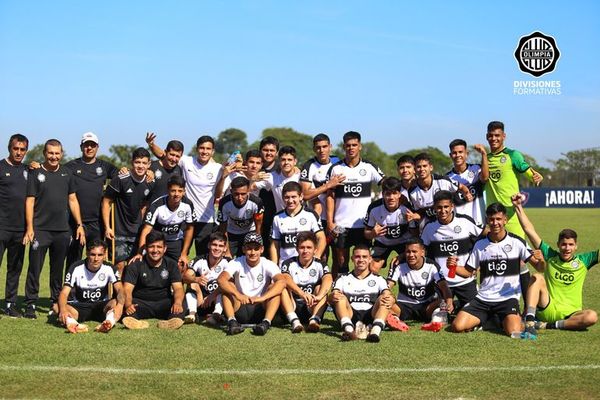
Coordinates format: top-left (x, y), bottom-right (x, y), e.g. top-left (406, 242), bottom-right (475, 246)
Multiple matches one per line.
top-left (286, 312), bottom-right (299, 323)
top-left (105, 310), bottom-right (116, 325)
top-left (213, 296), bottom-right (223, 315)
top-left (66, 316), bottom-right (78, 326)
top-left (186, 293), bottom-right (198, 313)
top-left (341, 317), bottom-right (353, 332)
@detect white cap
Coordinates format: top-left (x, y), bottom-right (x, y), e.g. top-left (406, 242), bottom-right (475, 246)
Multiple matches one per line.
top-left (81, 132), bottom-right (99, 144)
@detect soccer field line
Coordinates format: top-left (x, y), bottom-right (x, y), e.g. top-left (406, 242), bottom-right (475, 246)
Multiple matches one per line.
top-left (1, 364), bottom-right (599, 376)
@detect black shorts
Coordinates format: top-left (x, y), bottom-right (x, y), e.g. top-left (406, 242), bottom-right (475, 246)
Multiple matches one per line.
top-left (235, 303), bottom-right (266, 324)
top-left (398, 301), bottom-right (430, 322)
top-left (70, 300), bottom-right (109, 322)
top-left (131, 297), bottom-right (183, 320)
top-left (371, 241), bottom-right (406, 262)
top-left (449, 281), bottom-right (478, 311)
top-left (194, 223), bottom-right (218, 255)
top-left (461, 297), bottom-right (520, 325)
top-left (164, 240), bottom-right (183, 263)
top-left (334, 228), bottom-right (370, 249)
top-left (114, 236), bottom-right (138, 264)
top-left (228, 233), bottom-right (245, 257)
top-left (292, 297), bottom-right (324, 323)
top-left (351, 308), bottom-right (374, 325)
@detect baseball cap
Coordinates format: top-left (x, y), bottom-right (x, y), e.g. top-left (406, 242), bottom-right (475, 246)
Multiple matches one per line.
top-left (243, 232), bottom-right (263, 246)
top-left (81, 132), bottom-right (99, 144)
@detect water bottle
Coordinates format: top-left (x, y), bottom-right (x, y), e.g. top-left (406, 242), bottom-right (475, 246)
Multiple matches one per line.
top-left (227, 150), bottom-right (241, 165)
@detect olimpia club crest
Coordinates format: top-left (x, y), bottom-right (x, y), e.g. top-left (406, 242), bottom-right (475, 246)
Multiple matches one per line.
top-left (514, 31), bottom-right (560, 77)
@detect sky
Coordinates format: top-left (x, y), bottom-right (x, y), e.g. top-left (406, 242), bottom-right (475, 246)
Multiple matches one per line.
top-left (1, 1), bottom-right (598, 167)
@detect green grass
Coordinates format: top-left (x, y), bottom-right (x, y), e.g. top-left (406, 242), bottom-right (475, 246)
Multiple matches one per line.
top-left (1, 208), bottom-right (600, 399)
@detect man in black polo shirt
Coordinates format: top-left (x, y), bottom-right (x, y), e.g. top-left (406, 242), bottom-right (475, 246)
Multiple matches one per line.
top-left (145, 133), bottom-right (183, 203)
top-left (102, 147), bottom-right (154, 276)
top-left (121, 231), bottom-right (185, 330)
top-left (0, 134), bottom-right (29, 317)
top-left (23, 139), bottom-right (86, 319)
top-left (64, 132), bottom-right (118, 267)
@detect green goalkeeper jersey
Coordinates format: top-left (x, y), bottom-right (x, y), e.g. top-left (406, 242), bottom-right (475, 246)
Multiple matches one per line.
top-left (486, 147), bottom-right (531, 207)
top-left (540, 241), bottom-right (598, 312)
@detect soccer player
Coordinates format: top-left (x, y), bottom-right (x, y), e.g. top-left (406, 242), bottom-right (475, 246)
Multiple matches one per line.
top-left (512, 194), bottom-right (598, 333)
top-left (134, 175), bottom-right (196, 268)
top-left (258, 136), bottom-right (280, 255)
top-left (23, 139), bottom-right (86, 319)
top-left (364, 177), bottom-right (418, 273)
top-left (217, 232), bottom-right (286, 336)
top-left (54, 240), bottom-right (121, 333)
top-left (326, 131), bottom-right (385, 276)
top-left (420, 190), bottom-right (483, 311)
top-left (145, 133), bottom-right (184, 203)
top-left (64, 132), bottom-right (118, 268)
top-left (485, 120), bottom-right (543, 239)
top-left (386, 238), bottom-right (454, 331)
top-left (218, 176), bottom-right (264, 257)
top-left (183, 232), bottom-right (230, 325)
top-left (255, 145), bottom-right (301, 214)
top-left (147, 134), bottom-right (223, 255)
top-left (408, 152), bottom-right (469, 232)
top-left (121, 231), bottom-right (185, 330)
top-left (0, 134), bottom-right (29, 317)
top-left (270, 181), bottom-right (325, 265)
top-left (102, 147), bottom-right (154, 276)
top-left (280, 231), bottom-right (332, 333)
top-left (451, 203), bottom-right (544, 336)
top-left (215, 149), bottom-right (263, 199)
top-left (446, 139), bottom-right (489, 227)
top-left (396, 154), bottom-right (417, 200)
top-left (329, 245), bottom-right (395, 342)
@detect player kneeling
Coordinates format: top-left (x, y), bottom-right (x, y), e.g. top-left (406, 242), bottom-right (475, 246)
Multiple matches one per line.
top-left (386, 238), bottom-right (454, 332)
top-left (183, 232), bottom-right (230, 325)
top-left (328, 245), bottom-right (395, 342)
top-left (217, 232), bottom-right (286, 336)
top-left (280, 231), bottom-right (333, 333)
top-left (54, 240), bottom-right (122, 333)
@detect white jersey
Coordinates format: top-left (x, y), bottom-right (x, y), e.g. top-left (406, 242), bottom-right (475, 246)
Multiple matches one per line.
top-left (144, 195), bottom-right (196, 241)
top-left (178, 155), bottom-right (223, 223)
top-left (421, 214), bottom-right (483, 287)
top-left (387, 258), bottom-right (444, 305)
top-left (64, 261), bottom-right (117, 303)
top-left (280, 257), bottom-right (330, 299)
top-left (446, 164), bottom-right (485, 226)
top-left (409, 175), bottom-right (459, 230)
top-left (327, 159), bottom-right (385, 229)
top-left (271, 207), bottom-right (323, 263)
top-left (300, 156), bottom-right (340, 220)
top-left (217, 193), bottom-right (264, 236)
top-left (333, 272), bottom-right (388, 311)
top-left (188, 255), bottom-right (230, 296)
top-left (224, 256), bottom-right (281, 297)
top-left (257, 170), bottom-right (301, 213)
top-left (466, 233), bottom-right (532, 303)
top-left (364, 199), bottom-right (415, 247)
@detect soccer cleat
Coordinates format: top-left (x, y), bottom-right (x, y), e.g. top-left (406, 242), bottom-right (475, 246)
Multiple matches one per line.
top-left (157, 318), bottom-right (184, 330)
top-left (252, 320), bottom-right (271, 336)
top-left (184, 314), bottom-right (196, 324)
top-left (66, 323), bottom-right (89, 334)
top-left (341, 330), bottom-right (357, 341)
top-left (205, 313), bottom-right (224, 327)
top-left (366, 333), bottom-right (381, 343)
top-left (307, 319), bottom-right (321, 333)
top-left (386, 314), bottom-right (409, 332)
top-left (122, 316), bottom-right (149, 330)
top-left (534, 321), bottom-right (547, 330)
top-left (421, 322), bottom-right (444, 332)
top-left (3, 305), bottom-right (22, 318)
top-left (524, 321), bottom-right (538, 337)
top-left (355, 322), bottom-right (369, 340)
top-left (227, 319), bottom-right (245, 335)
top-left (95, 320), bottom-right (114, 333)
top-left (23, 306), bottom-right (37, 320)
top-left (291, 321), bottom-right (304, 334)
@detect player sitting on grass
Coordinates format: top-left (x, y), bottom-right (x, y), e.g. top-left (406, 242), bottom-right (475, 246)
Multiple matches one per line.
top-left (385, 238), bottom-right (454, 332)
top-left (54, 240), bottom-right (121, 333)
top-left (279, 231), bottom-right (333, 333)
top-left (217, 232), bottom-right (286, 336)
top-left (451, 203), bottom-right (544, 336)
top-left (328, 245), bottom-right (395, 342)
top-left (121, 231), bottom-right (185, 330)
top-left (183, 232), bottom-right (230, 325)
top-left (512, 194), bottom-right (598, 334)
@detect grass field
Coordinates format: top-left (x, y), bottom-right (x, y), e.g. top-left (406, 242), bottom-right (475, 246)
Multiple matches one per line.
top-left (1, 208), bottom-right (600, 399)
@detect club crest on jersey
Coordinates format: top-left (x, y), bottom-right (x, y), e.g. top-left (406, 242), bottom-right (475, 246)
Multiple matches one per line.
top-left (571, 261), bottom-right (580, 269)
top-left (359, 169), bottom-right (367, 177)
top-left (257, 273), bottom-right (264, 282)
top-left (299, 218), bottom-right (307, 226)
top-left (503, 244), bottom-right (513, 253)
top-left (468, 170), bottom-right (475, 179)
top-left (367, 279), bottom-right (376, 287)
top-left (421, 272), bottom-right (429, 279)
top-left (500, 156), bottom-right (507, 164)
top-left (98, 273), bottom-right (106, 281)
top-left (177, 210), bottom-right (185, 218)
top-left (454, 225), bottom-right (462, 234)
top-left (37, 174), bottom-right (46, 183)
top-left (160, 269), bottom-right (169, 280)
top-left (144, 189), bottom-right (150, 196)
top-left (215, 266), bottom-right (222, 273)
top-left (309, 269), bottom-right (317, 277)
top-left (155, 170), bottom-right (163, 180)
top-left (96, 167), bottom-right (103, 176)
top-left (245, 209), bottom-right (253, 217)
top-left (207, 173), bottom-right (214, 180)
